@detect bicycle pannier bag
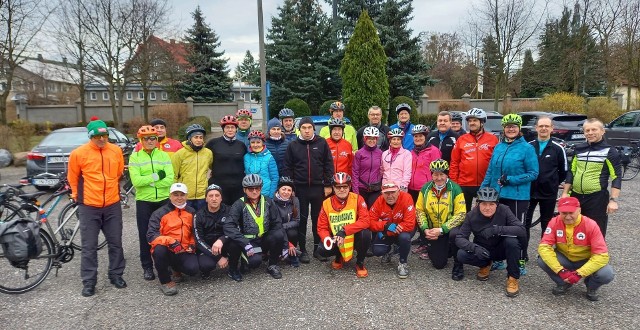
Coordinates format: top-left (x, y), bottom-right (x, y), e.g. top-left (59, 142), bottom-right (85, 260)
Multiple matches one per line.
top-left (0, 219), bottom-right (43, 262)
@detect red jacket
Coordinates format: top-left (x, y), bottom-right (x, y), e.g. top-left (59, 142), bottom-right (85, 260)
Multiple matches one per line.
top-left (449, 131), bottom-right (498, 186)
top-left (135, 136), bottom-right (183, 156)
top-left (369, 191), bottom-right (416, 235)
top-left (317, 193), bottom-right (370, 241)
top-left (326, 138), bottom-right (354, 177)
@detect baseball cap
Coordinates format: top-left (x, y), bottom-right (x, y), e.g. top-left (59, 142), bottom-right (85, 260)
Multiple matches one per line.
top-left (381, 182), bottom-right (399, 193)
top-left (170, 183), bottom-right (188, 194)
top-left (557, 197), bottom-right (580, 213)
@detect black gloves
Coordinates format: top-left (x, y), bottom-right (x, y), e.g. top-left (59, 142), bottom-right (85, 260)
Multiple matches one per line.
top-left (499, 175), bottom-right (509, 186)
top-left (473, 244), bottom-right (491, 261)
top-left (157, 170), bottom-right (166, 180)
top-left (336, 230), bottom-right (346, 238)
top-left (478, 225), bottom-right (502, 239)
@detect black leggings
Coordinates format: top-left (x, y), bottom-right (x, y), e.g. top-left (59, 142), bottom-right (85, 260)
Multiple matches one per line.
top-left (315, 229), bottom-right (372, 265)
top-left (424, 233), bottom-right (456, 269)
top-left (525, 198), bottom-right (557, 239)
top-left (371, 231), bottom-right (412, 263)
top-left (152, 245), bottom-right (200, 284)
top-left (461, 186), bottom-right (480, 212)
top-left (296, 184), bottom-right (325, 253)
top-left (197, 244), bottom-right (230, 274)
top-left (572, 190), bottom-right (609, 237)
top-left (358, 190), bottom-right (381, 208)
top-left (499, 198), bottom-right (529, 260)
top-left (136, 199), bottom-right (167, 269)
top-left (228, 230), bottom-right (284, 270)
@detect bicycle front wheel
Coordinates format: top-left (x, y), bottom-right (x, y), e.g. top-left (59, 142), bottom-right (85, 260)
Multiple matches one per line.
top-left (622, 156), bottom-right (640, 181)
top-left (0, 202), bottom-right (27, 222)
top-left (58, 202), bottom-right (107, 250)
top-left (0, 228), bottom-right (54, 294)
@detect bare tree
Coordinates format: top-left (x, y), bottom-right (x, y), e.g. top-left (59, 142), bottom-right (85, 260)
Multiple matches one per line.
top-left (616, 0), bottom-right (640, 110)
top-left (0, 0), bottom-right (53, 124)
top-left (588, 0), bottom-right (624, 95)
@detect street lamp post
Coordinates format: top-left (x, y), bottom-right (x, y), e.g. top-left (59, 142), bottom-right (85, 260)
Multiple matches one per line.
top-left (257, 0), bottom-right (268, 132)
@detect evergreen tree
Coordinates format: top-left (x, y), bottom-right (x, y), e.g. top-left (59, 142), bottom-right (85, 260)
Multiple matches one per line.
top-left (266, 0), bottom-right (341, 117)
top-left (332, 0), bottom-right (384, 46)
top-left (340, 10), bottom-right (389, 128)
top-left (179, 6), bottom-right (231, 102)
top-left (520, 49), bottom-right (537, 98)
top-left (481, 36), bottom-right (500, 98)
top-left (377, 0), bottom-right (430, 100)
top-left (234, 50), bottom-right (260, 86)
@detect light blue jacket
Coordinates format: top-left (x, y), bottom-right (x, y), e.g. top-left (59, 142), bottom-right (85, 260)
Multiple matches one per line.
top-left (390, 121), bottom-right (415, 150)
top-left (481, 136), bottom-right (539, 201)
top-left (244, 147), bottom-right (279, 197)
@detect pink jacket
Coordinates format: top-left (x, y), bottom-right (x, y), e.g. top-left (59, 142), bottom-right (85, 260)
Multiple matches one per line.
top-left (409, 145), bottom-right (442, 191)
top-left (381, 147), bottom-right (412, 189)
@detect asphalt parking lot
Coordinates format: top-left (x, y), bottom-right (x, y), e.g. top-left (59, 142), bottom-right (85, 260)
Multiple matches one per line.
top-left (1, 165), bottom-right (638, 329)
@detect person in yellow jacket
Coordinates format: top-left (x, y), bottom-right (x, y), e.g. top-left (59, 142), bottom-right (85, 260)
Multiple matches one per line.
top-left (129, 125), bottom-right (174, 281)
top-left (67, 119), bottom-right (126, 297)
top-left (318, 102), bottom-right (358, 152)
top-left (172, 124), bottom-right (213, 210)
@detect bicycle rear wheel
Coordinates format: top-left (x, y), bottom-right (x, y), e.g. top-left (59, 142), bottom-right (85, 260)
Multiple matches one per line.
top-left (0, 202), bottom-right (27, 222)
top-left (58, 202), bottom-right (107, 250)
top-left (622, 155), bottom-right (640, 181)
top-left (0, 229), bottom-right (54, 294)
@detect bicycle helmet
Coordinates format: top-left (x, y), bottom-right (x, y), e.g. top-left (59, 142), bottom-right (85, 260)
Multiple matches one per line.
top-left (137, 125), bottom-right (157, 138)
top-left (451, 112), bottom-right (463, 123)
top-left (247, 130), bottom-right (266, 141)
top-left (332, 172), bottom-right (352, 185)
top-left (242, 174), bottom-right (263, 188)
top-left (236, 109), bottom-right (252, 119)
top-left (429, 159), bottom-right (450, 173)
top-left (328, 117), bottom-right (345, 129)
top-left (501, 113), bottom-right (523, 128)
top-left (363, 126), bottom-right (380, 138)
top-left (330, 101), bottom-right (345, 112)
top-left (465, 108), bottom-right (487, 123)
top-left (185, 124), bottom-right (206, 139)
top-left (477, 187), bottom-right (499, 202)
top-left (387, 128), bottom-right (405, 139)
top-left (219, 115), bottom-right (238, 127)
top-left (411, 124), bottom-right (429, 136)
top-left (395, 103), bottom-right (411, 114)
top-left (277, 176), bottom-right (295, 191)
top-left (278, 108), bottom-right (295, 119)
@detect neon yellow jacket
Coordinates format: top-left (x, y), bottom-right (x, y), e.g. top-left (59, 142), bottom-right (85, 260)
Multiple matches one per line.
top-left (171, 142), bottom-right (213, 200)
top-left (129, 148), bottom-right (174, 202)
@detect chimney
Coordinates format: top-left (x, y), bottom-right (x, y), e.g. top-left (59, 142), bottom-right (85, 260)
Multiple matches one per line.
top-left (170, 39), bottom-right (175, 44)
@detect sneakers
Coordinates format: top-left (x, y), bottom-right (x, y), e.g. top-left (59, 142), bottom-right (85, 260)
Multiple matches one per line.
top-left (381, 250), bottom-right (393, 263)
top-left (171, 271), bottom-right (184, 283)
top-left (143, 268), bottom-right (155, 281)
top-left (552, 283), bottom-right (572, 295)
top-left (491, 260), bottom-right (506, 271)
top-left (299, 251), bottom-right (311, 264)
top-left (266, 265), bottom-right (282, 279)
top-left (506, 276), bottom-right (520, 297)
top-left (160, 281), bottom-right (178, 296)
top-left (518, 259), bottom-right (527, 276)
top-left (289, 255), bottom-right (300, 267)
top-left (397, 263), bottom-right (409, 279)
top-left (227, 269), bottom-right (243, 282)
top-left (476, 265), bottom-right (491, 281)
top-left (586, 287), bottom-right (600, 301)
top-left (331, 257), bottom-right (344, 270)
top-left (355, 263), bottom-right (368, 278)
top-left (313, 250), bottom-right (328, 262)
top-left (451, 262), bottom-right (464, 281)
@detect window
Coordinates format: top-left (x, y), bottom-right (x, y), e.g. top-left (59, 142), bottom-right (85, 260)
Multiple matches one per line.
top-left (138, 92), bottom-right (144, 100)
top-left (161, 92), bottom-right (168, 101)
top-left (126, 92), bottom-right (133, 100)
top-left (102, 92), bottom-right (109, 100)
top-left (149, 92), bottom-right (156, 100)
top-left (611, 112), bottom-right (639, 128)
top-left (90, 92), bottom-right (97, 100)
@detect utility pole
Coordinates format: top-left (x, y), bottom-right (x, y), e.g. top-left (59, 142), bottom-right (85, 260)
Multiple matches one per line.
top-left (257, 0), bottom-right (268, 132)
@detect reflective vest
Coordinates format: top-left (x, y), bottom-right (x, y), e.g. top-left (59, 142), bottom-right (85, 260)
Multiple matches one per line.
top-left (241, 196), bottom-right (265, 237)
top-left (322, 194), bottom-right (359, 262)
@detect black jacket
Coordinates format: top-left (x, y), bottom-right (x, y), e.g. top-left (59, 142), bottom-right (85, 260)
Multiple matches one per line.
top-left (224, 195), bottom-right (282, 247)
top-left (427, 129), bottom-right (458, 162)
top-left (206, 136), bottom-right (247, 186)
top-left (356, 123), bottom-right (390, 151)
top-left (193, 204), bottom-right (230, 257)
top-left (455, 204), bottom-right (526, 252)
top-left (283, 135), bottom-right (334, 187)
top-left (529, 139), bottom-right (567, 199)
top-left (273, 194), bottom-right (300, 246)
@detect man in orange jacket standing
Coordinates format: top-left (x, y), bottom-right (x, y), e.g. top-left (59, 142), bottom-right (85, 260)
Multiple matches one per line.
top-left (68, 119), bottom-right (126, 297)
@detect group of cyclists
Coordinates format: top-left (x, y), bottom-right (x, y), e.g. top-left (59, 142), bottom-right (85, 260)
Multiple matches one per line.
top-left (69, 102), bottom-right (618, 300)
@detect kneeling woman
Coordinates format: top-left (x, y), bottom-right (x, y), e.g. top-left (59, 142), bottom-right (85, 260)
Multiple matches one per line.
top-left (273, 176), bottom-right (301, 266)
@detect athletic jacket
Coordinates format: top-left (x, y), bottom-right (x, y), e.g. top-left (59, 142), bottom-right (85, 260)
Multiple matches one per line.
top-left (319, 124), bottom-right (358, 152)
top-left (206, 136), bottom-right (246, 187)
top-left (237, 129), bottom-right (250, 149)
top-left (224, 195), bottom-right (282, 247)
top-left (390, 121), bottom-right (415, 150)
top-left (416, 180), bottom-right (466, 233)
top-left (283, 135), bottom-right (334, 187)
top-left (129, 148), bottom-right (174, 202)
top-left (426, 129), bottom-right (458, 162)
top-left (381, 147), bottom-right (412, 189)
top-left (147, 203), bottom-right (197, 253)
top-left (481, 136), bottom-right (539, 201)
top-left (326, 138), bottom-right (354, 177)
top-left (171, 141), bottom-right (213, 200)
top-left (352, 145), bottom-right (383, 194)
top-left (356, 123), bottom-right (390, 151)
top-left (538, 214), bottom-right (609, 277)
top-left (566, 139), bottom-right (622, 195)
top-left (529, 139), bottom-right (568, 199)
top-left (409, 145), bottom-right (442, 191)
top-left (273, 194), bottom-right (300, 246)
top-left (449, 130), bottom-right (498, 187)
top-left (134, 136), bottom-right (183, 156)
top-left (68, 141), bottom-right (124, 208)
top-left (455, 204), bottom-right (526, 251)
top-left (193, 204), bottom-right (230, 257)
top-left (265, 136), bottom-right (290, 174)
top-left (244, 146), bottom-right (279, 197)
top-left (368, 191), bottom-right (416, 235)
top-left (317, 193), bottom-right (370, 240)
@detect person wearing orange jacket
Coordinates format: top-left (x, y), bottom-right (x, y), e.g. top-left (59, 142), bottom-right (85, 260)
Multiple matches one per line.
top-left (449, 108), bottom-right (499, 211)
top-left (316, 173), bottom-right (371, 277)
top-left (67, 119), bottom-right (126, 297)
top-left (326, 118), bottom-right (354, 177)
top-left (147, 183), bottom-right (200, 296)
top-left (369, 181), bottom-right (416, 279)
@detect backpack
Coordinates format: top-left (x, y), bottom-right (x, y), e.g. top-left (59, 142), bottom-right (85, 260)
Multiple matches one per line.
top-left (0, 218), bottom-right (43, 263)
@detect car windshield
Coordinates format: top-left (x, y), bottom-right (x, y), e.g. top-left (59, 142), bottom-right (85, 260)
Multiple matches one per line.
top-left (553, 115), bottom-right (587, 128)
top-left (484, 117), bottom-right (504, 132)
top-left (39, 131), bottom-right (89, 146)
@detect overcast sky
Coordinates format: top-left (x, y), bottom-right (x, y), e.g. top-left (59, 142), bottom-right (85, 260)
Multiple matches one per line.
top-left (168, 0), bottom-right (564, 71)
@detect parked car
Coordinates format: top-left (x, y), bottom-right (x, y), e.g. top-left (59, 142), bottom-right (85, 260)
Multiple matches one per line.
top-left (26, 127), bottom-right (134, 190)
top-left (518, 111), bottom-right (587, 145)
top-left (294, 116), bottom-right (352, 135)
top-left (448, 110), bottom-right (504, 137)
top-left (605, 110), bottom-right (640, 147)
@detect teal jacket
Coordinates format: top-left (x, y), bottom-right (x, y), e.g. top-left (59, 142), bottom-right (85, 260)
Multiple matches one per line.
top-left (129, 148), bottom-right (174, 202)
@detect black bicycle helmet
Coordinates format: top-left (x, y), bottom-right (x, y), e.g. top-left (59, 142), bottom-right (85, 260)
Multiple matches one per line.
top-left (477, 187), bottom-right (499, 202)
top-left (451, 112), bottom-right (463, 123)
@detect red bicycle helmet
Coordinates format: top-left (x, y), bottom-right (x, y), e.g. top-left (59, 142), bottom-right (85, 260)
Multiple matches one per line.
top-left (236, 109), bottom-right (252, 119)
top-left (248, 130), bottom-right (266, 141)
top-left (219, 115), bottom-right (238, 127)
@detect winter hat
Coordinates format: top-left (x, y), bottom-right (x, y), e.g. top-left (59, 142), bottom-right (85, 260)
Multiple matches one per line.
top-left (150, 118), bottom-right (167, 127)
top-left (268, 117), bottom-right (282, 131)
top-left (298, 117), bottom-right (315, 130)
top-left (206, 183), bottom-right (222, 195)
top-left (87, 120), bottom-right (108, 138)
top-left (277, 176), bottom-right (295, 192)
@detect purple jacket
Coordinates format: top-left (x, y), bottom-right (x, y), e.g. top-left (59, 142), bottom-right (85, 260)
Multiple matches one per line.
top-left (409, 145), bottom-right (442, 191)
top-left (352, 145), bottom-right (383, 194)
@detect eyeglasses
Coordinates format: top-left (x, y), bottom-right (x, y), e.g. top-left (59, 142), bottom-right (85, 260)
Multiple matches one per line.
top-left (245, 186), bottom-right (261, 191)
top-left (504, 125), bottom-right (519, 130)
top-left (334, 185), bottom-right (350, 190)
top-left (91, 134), bottom-right (109, 140)
top-left (143, 136), bottom-right (158, 141)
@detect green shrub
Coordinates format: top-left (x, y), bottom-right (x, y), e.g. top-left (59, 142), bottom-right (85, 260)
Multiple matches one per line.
top-left (319, 100), bottom-right (339, 116)
top-left (586, 97), bottom-right (624, 124)
top-left (415, 114), bottom-right (438, 127)
top-left (284, 98), bottom-right (311, 118)
top-left (9, 120), bottom-right (36, 152)
top-left (536, 92), bottom-right (585, 114)
top-left (177, 116), bottom-right (212, 141)
top-left (389, 96), bottom-right (418, 125)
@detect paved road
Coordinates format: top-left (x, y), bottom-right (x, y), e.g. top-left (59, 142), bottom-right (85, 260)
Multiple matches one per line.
top-left (1, 165), bottom-right (638, 329)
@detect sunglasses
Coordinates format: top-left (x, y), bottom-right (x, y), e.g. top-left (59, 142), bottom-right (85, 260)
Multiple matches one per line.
top-left (143, 136), bottom-right (158, 141)
top-left (245, 186), bottom-right (262, 191)
top-left (334, 185), bottom-right (350, 190)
